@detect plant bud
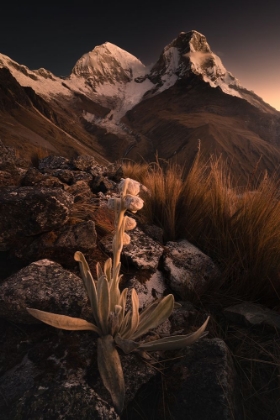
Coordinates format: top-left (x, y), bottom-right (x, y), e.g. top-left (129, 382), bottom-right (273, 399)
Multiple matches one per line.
top-left (122, 232), bottom-right (131, 245)
top-left (123, 194), bottom-right (144, 212)
top-left (124, 216), bottom-right (137, 231)
top-left (119, 178), bottom-right (141, 196)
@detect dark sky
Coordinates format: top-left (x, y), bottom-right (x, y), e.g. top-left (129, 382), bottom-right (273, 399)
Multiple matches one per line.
top-left (1, 0), bottom-right (280, 110)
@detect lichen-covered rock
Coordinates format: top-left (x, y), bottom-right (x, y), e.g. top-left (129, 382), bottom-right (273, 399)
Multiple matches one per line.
top-left (12, 220), bottom-right (97, 267)
top-left (72, 170), bottom-right (93, 184)
top-left (0, 323), bottom-right (156, 420)
top-left (0, 186), bottom-right (73, 250)
top-left (0, 330), bottom-right (120, 420)
top-left (224, 301), bottom-right (280, 331)
top-left (163, 239), bottom-right (220, 299)
top-left (21, 167), bottom-right (65, 189)
top-left (90, 175), bottom-right (117, 194)
top-left (50, 168), bottom-right (74, 184)
top-left (127, 270), bottom-right (168, 309)
top-left (0, 355), bottom-right (39, 415)
top-left (10, 383), bottom-right (120, 420)
top-left (38, 155), bottom-right (72, 171)
top-left (0, 170), bottom-right (15, 187)
top-left (167, 338), bottom-right (243, 420)
top-left (0, 259), bottom-right (88, 323)
top-left (100, 227), bottom-right (164, 271)
top-left (71, 154), bottom-right (97, 172)
top-left (65, 180), bottom-right (93, 202)
top-left (169, 300), bottom-right (202, 332)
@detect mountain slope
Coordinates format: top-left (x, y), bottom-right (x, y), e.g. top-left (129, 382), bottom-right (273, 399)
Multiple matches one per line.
top-left (0, 30), bottom-right (280, 183)
top-left (122, 75), bottom-right (280, 182)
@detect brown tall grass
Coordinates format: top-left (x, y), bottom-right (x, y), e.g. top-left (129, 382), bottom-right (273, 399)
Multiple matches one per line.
top-left (122, 154), bottom-right (280, 304)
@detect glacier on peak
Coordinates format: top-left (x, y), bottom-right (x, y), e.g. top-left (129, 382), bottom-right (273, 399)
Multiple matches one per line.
top-left (0, 29), bottom-right (268, 122)
top-left (149, 30), bottom-right (241, 97)
top-left (71, 42), bottom-right (147, 82)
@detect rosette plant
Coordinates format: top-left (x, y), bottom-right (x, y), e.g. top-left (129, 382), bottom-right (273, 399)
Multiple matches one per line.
top-left (27, 177), bottom-right (209, 414)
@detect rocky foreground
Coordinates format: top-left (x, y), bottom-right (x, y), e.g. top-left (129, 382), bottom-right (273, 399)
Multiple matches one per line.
top-left (0, 140), bottom-right (279, 419)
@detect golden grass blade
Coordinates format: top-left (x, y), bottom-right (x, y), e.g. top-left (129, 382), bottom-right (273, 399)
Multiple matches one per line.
top-left (97, 335), bottom-right (125, 414)
top-left (26, 308), bottom-right (100, 333)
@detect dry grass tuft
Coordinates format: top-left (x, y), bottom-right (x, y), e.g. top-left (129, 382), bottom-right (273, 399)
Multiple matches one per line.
top-left (122, 153), bottom-right (280, 305)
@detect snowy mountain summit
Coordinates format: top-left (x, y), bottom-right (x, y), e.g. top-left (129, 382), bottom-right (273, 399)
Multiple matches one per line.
top-left (70, 42), bottom-right (153, 122)
top-left (0, 30), bottom-right (274, 129)
top-left (72, 42), bottom-right (147, 87)
top-left (149, 30), bottom-right (240, 97)
top-left (68, 30), bottom-right (248, 122)
top-left (0, 29), bottom-right (279, 179)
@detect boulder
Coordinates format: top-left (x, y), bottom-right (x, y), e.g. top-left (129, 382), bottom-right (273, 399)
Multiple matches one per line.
top-left (100, 227), bottom-right (164, 272)
top-left (21, 167), bottom-right (65, 189)
top-left (224, 301), bottom-right (280, 331)
top-left (163, 239), bottom-right (220, 299)
top-left (0, 170), bottom-right (15, 187)
top-left (0, 327), bottom-right (156, 420)
top-left (38, 155), bottom-right (72, 171)
top-left (127, 270), bottom-right (168, 309)
top-left (12, 220), bottom-right (97, 267)
top-left (90, 175), bottom-right (117, 194)
top-left (166, 338), bottom-right (244, 420)
top-left (0, 186), bottom-right (73, 250)
top-left (0, 259), bottom-right (88, 323)
top-left (71, 154), bottom-right (97, 172)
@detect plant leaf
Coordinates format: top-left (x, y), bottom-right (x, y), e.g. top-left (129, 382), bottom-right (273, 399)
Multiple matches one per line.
top-left (138, 316), bottom-right (210, 351)
top-left (114, 334), bottom-right (140, 354)
top-left (74, 251), bottom-right (100, 326)
top-left (26, 308), bottom-right (100, 333)
top-left (96, 261), bottom-right (104, 280)
top-left (104, 258), bottom-right (112, 283)
top-left (116, 288), bottom-right (128, 328)
top-left (119, 310), bottom-right (131, 337)
top-left (109, 262), bottom-right (122, 310)
top-left (109, 305), bottom-right (122, 336)
top-left (131, 294), bottom-right (174, 340)
top-left (97, 335), bottom-right (125, 414)
top-left (97, 275), bottom-right (110, 335)
top-left (74, 251), bottom-right (91, 284)
top-left (121, 289), bottom-right (139, 339)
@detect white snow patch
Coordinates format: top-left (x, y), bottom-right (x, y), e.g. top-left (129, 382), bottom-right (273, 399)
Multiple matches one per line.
top-left (73, 42), bottom-right (147, 79)
top-left (186, 51), bottom-right (242, 98)
top-left (0, 53), bottom-right (72, 99)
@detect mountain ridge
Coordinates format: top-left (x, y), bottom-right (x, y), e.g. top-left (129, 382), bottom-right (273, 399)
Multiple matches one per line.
top-left (0, 30), bottom-right (280, 184)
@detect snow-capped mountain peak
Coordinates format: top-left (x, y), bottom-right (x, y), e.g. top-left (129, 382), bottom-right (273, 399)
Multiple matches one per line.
top-left (69, 41), bottom-right (153, 127)
top-left (149, 30), bottom-right (241, 97)
top-left (71, 42), bottom-right (147, 83)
